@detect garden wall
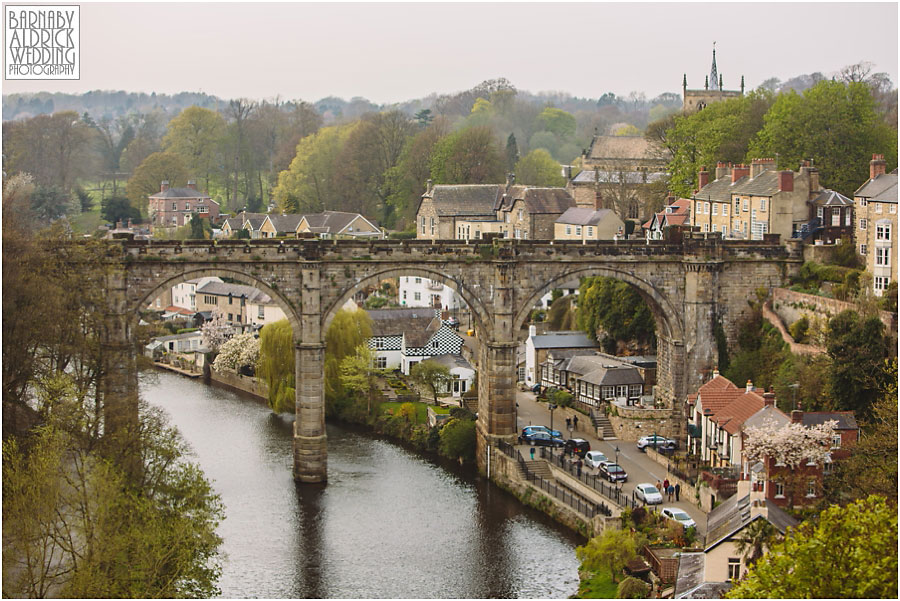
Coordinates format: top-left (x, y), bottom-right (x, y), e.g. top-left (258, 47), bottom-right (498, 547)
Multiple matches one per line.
top-left (208, 367), bottom-right (269, 401)
top-left (772, 287), bottom-right (895, 330)
top-left (608, 406), bottom-right (682, 442)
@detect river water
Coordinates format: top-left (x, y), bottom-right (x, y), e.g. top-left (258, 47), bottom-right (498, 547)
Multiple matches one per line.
top-left (141, 370), bottom-right (583, 598)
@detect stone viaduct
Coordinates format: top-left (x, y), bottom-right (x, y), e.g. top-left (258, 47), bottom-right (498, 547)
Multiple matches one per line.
top-left (101, 234), bottom-right (802, 483)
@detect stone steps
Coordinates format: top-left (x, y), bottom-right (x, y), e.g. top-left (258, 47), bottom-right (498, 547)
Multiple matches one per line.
top-left (522, 459), bottom-right (554, 480)
top-left (594, 413), bottom-right (617, 440)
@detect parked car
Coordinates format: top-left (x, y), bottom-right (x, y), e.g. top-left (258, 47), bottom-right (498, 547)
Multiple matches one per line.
top-left (564, 438), bottom-right (591, 458)
top-left (598, 462), bottom-right (627, 482)
top-left (634, 483), bottom-right (663, 505)
top-left (522, 425), bottom-right (563, 439)
top-left (661, 507), bottom-right (696, 529)
top-left (446, 316), bottom-right (460, 330)
top-left (519, 430), bottom-right (565, 447)
top-left (636, 435), bottom-right (677, 451)
top-left (584, 451), bottom-right (608, 469)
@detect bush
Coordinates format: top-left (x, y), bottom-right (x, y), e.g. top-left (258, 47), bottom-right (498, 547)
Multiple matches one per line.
top-left (438, 418), bottom-right (476, 463)
top-left (880, 281), bottom-right (898, 313)
top-left (789, 316), bottom-right (809, 343)
top-left (616, 576), bottom-right (649, 599)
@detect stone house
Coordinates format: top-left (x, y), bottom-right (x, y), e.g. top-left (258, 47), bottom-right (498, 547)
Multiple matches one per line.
top-left (808, 188), bottom-right (854, 244)
top-left (196, 280), bottom-right (278, 330)
top-left (495, 184), bottom-right (576, 240)
top-left (147, 180), bottom-right (220, 228)
top-left (643, 197), bottom-right (691, 240)
top-left (854, 154), bottom-right (897, 296)
top-left (690, 159), bottom-right (821, 241)
top-left (260, 214), bottom-right (304, 238)
top-left (220, 211), bottom-right (267, 238)
top-left (554, 207), bottom-right (624, 240)
top-left (416, 181), bottom-right (500, 240)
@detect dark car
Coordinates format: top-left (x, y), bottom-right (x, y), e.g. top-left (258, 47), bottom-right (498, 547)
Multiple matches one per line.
top-left (446, 316), bottom-right (460, 330)
top-left (564, 438), bottom-right (591, 458)
top-left (598, 462), bottom-right (628, 482)
top-left (519, 430), bottom-right (565, 447)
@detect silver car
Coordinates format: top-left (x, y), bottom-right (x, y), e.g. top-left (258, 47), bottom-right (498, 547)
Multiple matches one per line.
top-left (635, 483), bottom-right (663, 504)
top-left (661, 507), bottom-right (696, 529)
top-left (584, 451), bottom-right (608, 469)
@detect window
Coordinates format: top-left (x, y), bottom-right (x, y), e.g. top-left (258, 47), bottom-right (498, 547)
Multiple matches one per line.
top-left (258, 305), bottom-right (264, 319)
top-left (415, 277), bottom-right (422, 284)
top-left (712, 224), bottom-right (717, 232)
top-left (875, 203), bottom-right (882, 214)
top-left (817, 206), bottom-right (824, 219)
top-left (774, 481), bottom-right (785, 498)
top-left (722, 204), bottom-right (728, 217)
top-left (402, 290), bottom-right (407, 300)
top-left (876, 223), bottom-right (891, 240)
top-left (185, 202), bottom-right (191, 211)
top-left (832, 211), bottom-right (841, 227)
top-left (629, 384), bottom-right (642, 398)
top-left (696, 201), bottom-right (703, 215)
top-left (229, 296), bottom-right (233, 305)
top-left (587, 226), bottom-right (594, 237)
top-left (429, 217), bottom-right (435, 236)
top-left (375, 356), bottom-right (387, 369)
top-left (743, 198), bottom-right (749, 212)
top-left (859, 198), bottom-right (867, 207)
top-left (807, 480), bottom-right (817, 497)
top-left (575, 226), bottom-right (582, 236)
top-left (860, 218), bottom-right (867, 230)
top-left (198, 205), bottom-right (208, 213)
top-left (414, 292), bottom-right (421, 301)
top-left (420, 216), bottom-right (425, 234)
top-left (728, 558), bottom-right (741, 582)
top-left (566, 225), bottom-right (572, 235)
top-left (517, 209), bottom-right (524, 220)
top-left (735, 200), bottom-right (741, 214)
top-left (876, 247), bottom-right (891, 267)
top-left (704, 202), bottom-right (710, 214)
top-left (236, 314), bottom-right (241, 323)
top-left (824, 458), bottom-right (833, 475)
top-left (375, 339), bottom-right (385, 350)
top-left (722, 225), bottom-right (728, 237)
top-left (712, 203), bottom-right (718, 216)
top-left (860, 244), bottom-right (867, 255)
top-left (875, 276), bottom-right (889, 293)
top-left (227, 313), bottom-right (233, 321)
top-left (431, 340), bottom-right (439, 349)
top-left (702, 223), bottom-right (709, 232)
top-left (845, 211), bottom-right (851, 226)
top-left (891, 204), bottom-right (897, 214)
top-left (515, 228), bottom-right (521, 239)
top-left (831, 435), bottom-right (842, 449)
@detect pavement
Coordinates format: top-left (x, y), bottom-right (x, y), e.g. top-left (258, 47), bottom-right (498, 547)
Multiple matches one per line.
top-left (514, 387), bottom-right (709, 537)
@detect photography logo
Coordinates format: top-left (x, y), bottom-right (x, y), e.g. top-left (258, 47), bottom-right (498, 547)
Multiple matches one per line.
top-left (5, 5), bottom-right (79, 80)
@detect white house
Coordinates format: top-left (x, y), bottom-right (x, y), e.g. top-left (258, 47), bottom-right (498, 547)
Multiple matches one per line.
top-left (430, 354), bottom-right (476, 397)
top-left (367, 308), bottom-right (465, 374)
top-left (172, 276), bottom-right (223, 312)
top-left (144, 331), bottom-right (206, 356)
top-left (524, 326), bottom-right (600, 387)
top-left (397, 276), bottom-right (462, 310)
top-left (246, 296), bottom-right (288, 329)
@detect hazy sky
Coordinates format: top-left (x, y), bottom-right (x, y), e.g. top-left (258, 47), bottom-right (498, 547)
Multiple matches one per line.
top-left (3, 1), bottom-right (898, 103)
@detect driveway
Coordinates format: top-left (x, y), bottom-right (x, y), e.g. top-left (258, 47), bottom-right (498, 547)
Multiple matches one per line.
top-left (515, 388), bottom-right (708, 537)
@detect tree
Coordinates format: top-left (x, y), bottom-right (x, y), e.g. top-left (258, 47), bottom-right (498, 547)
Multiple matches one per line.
top-left (535, 107), bottom-right (576, 138)
top-left (733, 518), bottom-right (777, 567)
top-left (212, 332), bottom-right (259, 372)
top-left (409, 360), bottom-right (451, 404)
top-left (30, 185), bottom-right (71, 221)
top-left (748, 80), bottom-right (897, 196)
top-left (189, 213), bottom-right (206, 239)
top-left (438, 417), bottom-right (476, 463)
top-left (577, 277), bottom-right (656, 352)
top-left (546, 294), bottom-right (576, 331)
top-left (576, 528), bottom-right (638, 584)
top-left (339, 344), bottom-right (377, 415)
top-left (825, 309), bottom-right (891, 420)
top-left (73, 186), bottom-right (93, 213)
top-left (726, 496), bottom-right (897, 599)
top-left (515, 149), bottom-right (565, 187)
top-left (256, 319), bottom-right (294, 413)
top-left (200, 309), bottom-right (231, 352)
top-left (616, 576), bottom-right (649, 599)
top-left (125, 151), bottom-right (189, 215)
top-left (429, 126), bottom-right (505, 185)
top-left (162, 106), bottom-right (227, 193)
top-left (100, 195), bottom-right (141, 225)
top-left (384, 117), bottom-right (451, 228)
top-left (415, 109), bottom-right (433, 127)
top-left (324, 309), bottom-right (373, 415)
top-left (225, 98), bottom-right (257, 210)
top-left (505, 132), bottom-right (519, 172)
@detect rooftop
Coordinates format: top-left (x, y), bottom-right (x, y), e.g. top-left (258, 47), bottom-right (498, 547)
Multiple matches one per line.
top-left (531, 331), bottom-right (601, 350)
top-left (855, 172), bottom-right (898, 202)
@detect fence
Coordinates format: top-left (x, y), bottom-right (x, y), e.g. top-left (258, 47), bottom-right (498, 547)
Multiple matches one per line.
top-left (540, 447), bottom-right (639, 511)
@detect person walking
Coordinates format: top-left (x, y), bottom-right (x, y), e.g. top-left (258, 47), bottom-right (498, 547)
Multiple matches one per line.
top-left (565, 416), bottom-right (572, 431)
top-left (656, 479), bottom-right (662, 493)
top-left (573, 415), bottom-right (579, 431)
top-left (675, 482), bottom-right (681, 502)
top-left (668, 485), bottom-right (675, 502)
top-left (663, 478), bottom-right (670, 494)
top-left (530, 446), bottom-right (535, 461)
top-left (576, 458), bottom-right (583, 477)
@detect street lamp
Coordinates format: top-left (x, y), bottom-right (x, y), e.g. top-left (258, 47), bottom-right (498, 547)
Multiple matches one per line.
top-left (548, 403), bottom-right (557, 434)
top-left (614, 444), bottom-right (621, 495)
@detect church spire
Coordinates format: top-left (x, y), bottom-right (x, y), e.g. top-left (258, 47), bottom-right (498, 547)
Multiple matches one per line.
top-left (710, 42), bottom-right (719, 91)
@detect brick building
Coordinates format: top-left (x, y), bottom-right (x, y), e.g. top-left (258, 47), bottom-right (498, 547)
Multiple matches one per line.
top-left (147, 180), bottom-right (220, 228)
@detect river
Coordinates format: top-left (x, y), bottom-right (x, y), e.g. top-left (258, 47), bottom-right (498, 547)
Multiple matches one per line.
top-left (141, 370), bottom-right (584, 598)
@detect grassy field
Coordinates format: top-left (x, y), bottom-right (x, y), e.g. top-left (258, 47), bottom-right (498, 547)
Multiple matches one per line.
top-left (574, 570), bottom-right (618, 599)
top-left (379, 401), bottom-right (430, 424)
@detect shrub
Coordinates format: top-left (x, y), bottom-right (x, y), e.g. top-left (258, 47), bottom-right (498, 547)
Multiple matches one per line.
top-left (789, 316), bottom-right (809, 343)
top-left (438, 418), bottom-right (476, 463)
top-left (616, 576), bottom-right (649, 599)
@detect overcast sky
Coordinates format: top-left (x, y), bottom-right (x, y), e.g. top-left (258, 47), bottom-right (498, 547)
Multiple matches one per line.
top-left (3, 2), bottom-right (898, 104)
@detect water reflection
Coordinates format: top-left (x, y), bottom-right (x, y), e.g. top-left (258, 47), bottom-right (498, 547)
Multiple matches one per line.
top-left (141, 371), bottom-right (582, 598)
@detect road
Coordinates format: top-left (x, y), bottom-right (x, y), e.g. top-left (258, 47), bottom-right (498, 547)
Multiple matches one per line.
top-left (514, 388), bottom-right (709, 536)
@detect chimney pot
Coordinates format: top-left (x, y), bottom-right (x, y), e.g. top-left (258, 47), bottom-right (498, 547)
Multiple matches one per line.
top-left (698, 167), bottom-right (709, 190)
top-left (763, 391), bottom-right (776, 407)
top-left (187, 180), bottom-right (197, 190)
top-left (161, 180), bottom-right (169, 192)
top-left (791, 409), bottom-right (803, 424)
top-left (870, 154), bottom-right (887, 180)
top-left (426, 179), bottom-right (433, 194)
top-left (507, 173), bottom-right (516, 187)
top-left (746, 379), bottom-right (753, 393)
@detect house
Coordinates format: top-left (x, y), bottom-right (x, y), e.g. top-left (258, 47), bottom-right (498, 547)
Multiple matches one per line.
top-left (241, 214), bottom-right (269, 239)
top-left (366, 308), bottom-right (464, 374)
top-left (854, 154), bottom-right (897, 296)
top-left (690, 159), bottom-right (821, 241)
top-left (643, 197), bottom-right (691, 240)
top-left (524, 327), bottom-right (600, 387)
top-left (246, 294), bottom-right (288, 329)
top-left (171, 276), bottom-right (223, 312)
top-left (563, 354), bottom-right (646, 409)
top-left (144, 331), bottom-right (206, 357)
top-left (397, 275), bottom-right (462, 310)
top-left (416, 180), bottom-right (500, 240)
top-left (493, 183), bottom-right (576, 240)
top-left (429, 354), bottom-right (476, 397)
top-left (220, 211), bottom-right (267, 238)
top-left (147, 180), bottom-right (220, 228)
top-left (674, 484), bottom-right (797, 598)
top-left (554, 207), bottom-right (624, 240)
top-left (196, 280), bottom-right (284, 331)
top-left (103, 218), bottom-right (150, 240)
top-left (160, 306), bottom-right (198, 322)
top-left (808, 188), bottom-right (854, 244)
top-left (681, 45), bottom-right (744, 113)
top-left (260, 214), bottom-right (304, 238)
top-left (297, 211), bottom-right (382, 239)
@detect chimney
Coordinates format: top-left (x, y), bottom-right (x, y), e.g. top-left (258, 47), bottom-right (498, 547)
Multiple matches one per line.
top-left (870, 154), bottom-right (887, 180)
top-left (160, 180), bottom-right (169, 192)
top-left (426, 179), bottom-right (433, 195)
top-left (778, 171), bottom-right (794, 192)
top-left (127, 218), bottom-right (133, 229)
top-left (791, 409), bottom-right (803, 424)
top-left (698, 166), bottom-right (709, 190)
top-left (750, 158), bottom-right (775, 179)
top-left (806, 165), bottom-right (820, 193)
top-left (529, 324), bottom-right (537, 338)
top-left (763, 391), bottom-right (776, 407)
top-left (716, 162), bottom-right (731, 181)
top-left (746, 379), bottom-right (753, 393)
top-left (732, 164), bottom-right (750, 183)
top-left (186, 179), bottom-right (197, 190)
top-left (712, 367), bottom-right (719, 378)
top-left (506, 172), bottom-right (516, 188)
top-left (116, 219), bottom-right (123, 230)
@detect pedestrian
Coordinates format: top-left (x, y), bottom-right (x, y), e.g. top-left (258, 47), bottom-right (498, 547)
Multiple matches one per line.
top-left (530, 446), bottom-right (535, 461)
top-left (667, 485), bottom-right (675, 502)
top-left (675, 482), bottom-right (681, 502)
top-left (565, 416), bottom-right (572, 431)
top-left (663, 478), bottom-right (670, 494)
top-left (576, 459), bottom-right (583, 477)
top-left (656, 479), bottom-right (662, 493)
top-left (573, 415), bottom-right (579, 431)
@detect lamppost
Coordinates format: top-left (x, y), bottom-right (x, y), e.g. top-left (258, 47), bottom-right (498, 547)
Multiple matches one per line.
top-left (614, 444), bottom-right (621, 496)
top-left (548, 403), bottom-right (557, 434)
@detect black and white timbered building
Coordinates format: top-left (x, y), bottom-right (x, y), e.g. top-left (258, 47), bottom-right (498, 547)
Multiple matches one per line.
top-left (366, 308), bottom-right (465, 374)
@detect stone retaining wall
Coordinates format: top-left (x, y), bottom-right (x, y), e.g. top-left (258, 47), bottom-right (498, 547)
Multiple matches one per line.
top-left (772, 287), bottom-right (895, 331)
top-left (208, 368), bottom-right (270, 401)
top-left (609, 406), bottom-right (682, 442)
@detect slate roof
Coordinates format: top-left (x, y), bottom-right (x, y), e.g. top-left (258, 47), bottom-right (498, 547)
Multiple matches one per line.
top-left (367, 308), bottom-right (437, 338)
top-left (812, 189), bottom-right (852, 207)
top-left (572, 169), bottom-right (668, 184)
top-left (692, 175), bottom-right (741, 202)
top-left (152, 331), bottom-right (204, 343)
top-left (801, 411), bottom-right (858, 430)
top-left (743, 405), bottom-right (790, 431)
top-left (430, 354), bottom-right (473, 371)
top-left (705, 493), bottom-right (798, 553)
top-left (516, 187), bottom-right (576, 214)
top-left (196, 281), bottom-right (271, 303)
top-left (302, 211), bottom-right (379, 234)
top-left (148, 187), bottom-right (212, 200)
top-left (556, 207), bottom-right (617, 226)
top-left (269, 214), bottom-right (304, 233)
top-left (695, 170), bottom-right (799, 202)
top-left (579, 364), bottom-right (644, 387)
top-left (531, 331), bottom-right (601, 350)
top-left (587, 135), bottom-right (667, 161)
top-left (425, 185), bottom-right (502, 217)
top-left (405, 316), bottom-right (443, 348)
top-left (243, 216), bottom-right (267, 231)
top-left (673, 552), bottom-right (707, 599)
top-left (855, 172), bottom-right (898, 201)
top-left (676, 581), bottom-right (732, 599)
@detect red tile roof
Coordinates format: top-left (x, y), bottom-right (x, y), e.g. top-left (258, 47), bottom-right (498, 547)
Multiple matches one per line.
top-left (712, 392), bottom-right (766, 434)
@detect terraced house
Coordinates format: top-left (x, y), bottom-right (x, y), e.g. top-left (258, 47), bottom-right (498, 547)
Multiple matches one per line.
top-left (854, 154), bottom-right (898, 296)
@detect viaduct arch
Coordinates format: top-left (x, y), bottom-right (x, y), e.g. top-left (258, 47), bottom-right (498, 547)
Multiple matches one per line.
top-left (103, 235), bottom-right (802, 483)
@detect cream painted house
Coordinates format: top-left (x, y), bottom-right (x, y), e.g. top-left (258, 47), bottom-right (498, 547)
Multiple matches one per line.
top-left (554, 207), bottom-right (624, 240)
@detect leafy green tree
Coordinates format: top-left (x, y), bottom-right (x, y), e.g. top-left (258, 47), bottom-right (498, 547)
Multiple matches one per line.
top-left (101, 195), bottom-right (141, 225)
top-left (384, 117), bottom-right (450, 229)
top-left (825, 310), bottom-right (891, 420)
top-left (257, 319), bottom-right (295, 413)
top-left (73, 186), bottom-right (93, 213)
top-left (616, 576), bottom-right (649, 599)
top-left (125, 151), bottom-right (189, 215)
top-left (515, 149), bottom-right (565, 187)
top-left (340, 344), bottom-right (378, 415)
top-left (324, 309), bottom-right (373, 415)
top-left (577, 277), bottom-right (656, 350)
top-left (749, 80), bottom-right (898, 196)
top-left (415, 109), bottom-right (433, 127)
top-left (613, 124), bottom-right (640, 136)
top-left (30, 185), bottom-right (70, 221)
top-left (438, 417), bottom-right (476, 463)
top-left (429, 126), bottom-right (505, 185)
top-left (162, 106), bottom-right (227, 193)
top-left (505, 133), bottom-right (519, 172)
top-left (576, 528), bottom-right (638, 584)
top-left (727, 496), bottom-right (897, 599)
top-left (546, 294), bottom-right (576, 331)
top-left (535, 107), bottom-right (576, 138)
top-left (733, 519), bottom-right (777, 567)
top-left (409, 359), bottom-right (451, 404)
top-left (528, 130), bottom-right (561, 160)
top-left (189, 213), bottom-right (205, 239)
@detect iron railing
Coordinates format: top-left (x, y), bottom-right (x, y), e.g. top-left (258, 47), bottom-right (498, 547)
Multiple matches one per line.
top-left (510, 447), bottom-right (612, 518)
top-left (540, 447), bottom-right (639, 510)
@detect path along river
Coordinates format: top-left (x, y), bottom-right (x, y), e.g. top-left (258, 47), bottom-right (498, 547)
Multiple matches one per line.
top-left (142, 370), bottom-right (584, 598)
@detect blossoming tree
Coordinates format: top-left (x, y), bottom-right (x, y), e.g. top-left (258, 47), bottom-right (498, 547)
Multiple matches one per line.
top-left (201, 309), bottom-right (231, 352)
top-left (212, 332), bottom-right (260, 373)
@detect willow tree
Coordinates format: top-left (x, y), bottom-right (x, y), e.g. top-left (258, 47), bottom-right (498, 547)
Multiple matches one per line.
top-left (324, 308), bottom-right (373, 415)
top-left (257, 319), bottom-right (294, 413)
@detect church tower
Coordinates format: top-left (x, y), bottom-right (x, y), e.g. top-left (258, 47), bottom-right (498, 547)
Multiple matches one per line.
top-left (682, 44), bottom-right (743, 113)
